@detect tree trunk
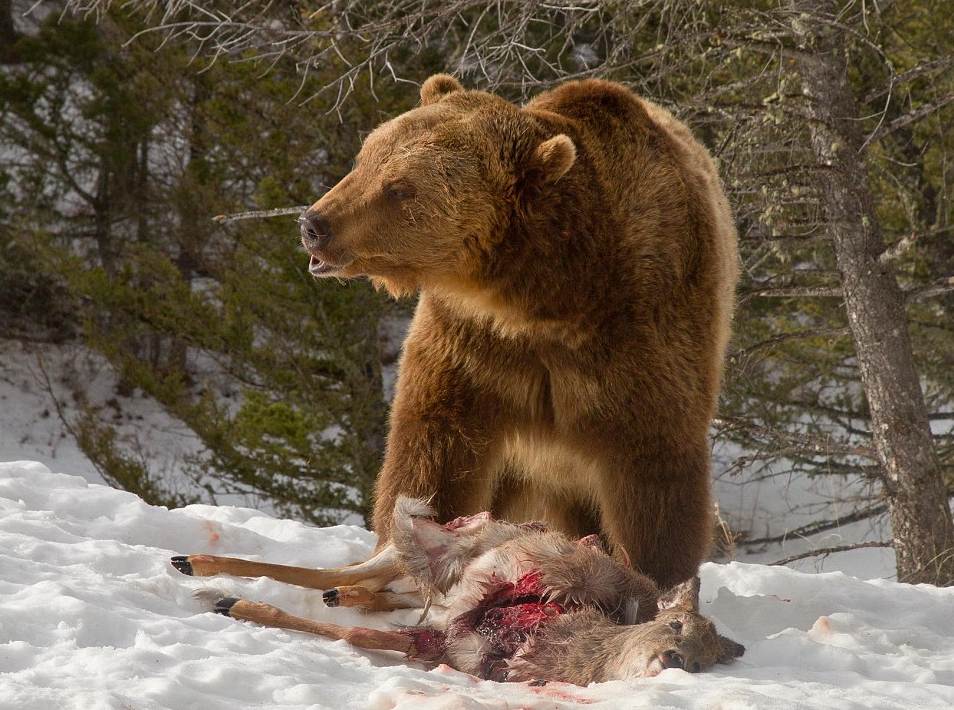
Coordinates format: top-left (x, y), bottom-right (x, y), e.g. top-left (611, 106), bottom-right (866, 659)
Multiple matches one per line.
top-left (0, 0), bottom-right (19, 64)
top-left (791, 0), bottom-right (954, 584)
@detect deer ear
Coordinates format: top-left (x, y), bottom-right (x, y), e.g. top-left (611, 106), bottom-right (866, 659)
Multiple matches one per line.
top-left (420, 74), bottom-right (463, 105)
top-left (622, 597), bottom-right (642, 625)
top-left (717, 634), bottom-right (746, 663)
top-left (527, 134), bottom-right (576, 185)
top-left (576, 534), bottom-right (605, 553)
top-left (408, 511), bottom-right (492, 591)
top-left (657, 576), bottom-right (701, 612)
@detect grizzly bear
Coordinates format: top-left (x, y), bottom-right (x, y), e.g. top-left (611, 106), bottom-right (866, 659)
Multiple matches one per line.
top-left (300, 74), bottom-right (739, 588)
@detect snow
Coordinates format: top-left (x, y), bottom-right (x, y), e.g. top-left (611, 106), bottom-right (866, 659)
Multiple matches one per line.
top-left (2, 460), bottom-right (953, 710)
top-left (0, 338), bottom-right (267, 512)
top-left (0, 338), bottom-right (201, 492)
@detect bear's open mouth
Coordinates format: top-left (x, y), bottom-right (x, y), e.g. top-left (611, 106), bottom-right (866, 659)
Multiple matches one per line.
top-left (308, 255), bottom-right (335, 275)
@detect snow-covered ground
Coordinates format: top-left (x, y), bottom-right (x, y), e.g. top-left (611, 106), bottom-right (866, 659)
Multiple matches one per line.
top-left (0, 338), bottom-right (270, 512)
top-left (0, 338), bottom-right (199, 491)
top-left (1, 459), bottom-right (952, 710)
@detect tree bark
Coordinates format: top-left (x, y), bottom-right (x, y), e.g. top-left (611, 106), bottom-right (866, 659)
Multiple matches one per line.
top-left (790, 0), bottom-right (954, 584)
top-left (0, 0), bottom-right (20, 64)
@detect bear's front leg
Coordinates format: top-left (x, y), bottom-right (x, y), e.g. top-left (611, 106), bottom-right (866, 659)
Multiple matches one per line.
top-left (595, 447), bottom-right (714, 590)
top-left (371, 359), bottom-right (504, 546)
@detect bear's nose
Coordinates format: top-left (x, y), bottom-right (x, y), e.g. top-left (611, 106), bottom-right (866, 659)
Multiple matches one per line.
top-left (300, 212), bottom-right (332, 252)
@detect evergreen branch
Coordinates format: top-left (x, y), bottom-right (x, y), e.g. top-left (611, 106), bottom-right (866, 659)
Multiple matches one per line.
top-left (32, 349), bottom-right (194, 506)
top-left (771, 540), bottom-right (892, 567)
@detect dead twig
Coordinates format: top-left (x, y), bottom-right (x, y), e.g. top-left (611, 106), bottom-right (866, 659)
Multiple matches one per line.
top-left (743, 503), bottom-right (888, 547)
top-left (713, 416), bottom-right (878, 462)
top-left (905, 276), bottom-right (954, 302)
top-left (771, 540), bottom-right (892, 567)
top-left (729, 326), bottom-right (851, 364)
top-left (213, 205), bottom-right (309, 223)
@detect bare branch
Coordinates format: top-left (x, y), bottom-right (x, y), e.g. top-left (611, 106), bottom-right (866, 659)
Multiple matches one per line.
top-left (771, 540), bottom-right (892, 567)
top-left (867, 91), bottom-right (954, 145)
top-left (738, 285), bottom-right (843, 307)
top-left (730, 326), bottom-right (850, 363)
top-left (905, 276), bottom-right (954, 302)
top-left (861, 54), bottom-right (954, 105)
top-left (743, 503), bottom-right (887, 547)
top-left (213, 205), bottom-right (309, 223)
top-left (879, 233), bottom-right (917, 265)
top-left (713, 415), bottom-right (878, 461)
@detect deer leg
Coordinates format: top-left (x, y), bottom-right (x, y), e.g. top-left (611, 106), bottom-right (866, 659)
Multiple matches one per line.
top-left (212, 597), bottom-right (447, 661)
top-left (171, 544), bottom-right (401, 592)
top-left (323, 585), bottom-right (423, 612)
top-left (214, 597), bottom-right (415, 652)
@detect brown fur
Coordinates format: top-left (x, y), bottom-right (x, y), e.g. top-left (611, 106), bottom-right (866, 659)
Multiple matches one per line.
top-left (301, 74), bottom-right (739, 588)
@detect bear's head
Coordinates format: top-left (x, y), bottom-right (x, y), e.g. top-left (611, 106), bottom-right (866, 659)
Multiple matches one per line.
top-left (300, 74), bottom-right (576, 297)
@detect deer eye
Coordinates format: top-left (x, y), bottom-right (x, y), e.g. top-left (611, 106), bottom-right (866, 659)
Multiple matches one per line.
top-left (668, 620), bottom-right (683, 632)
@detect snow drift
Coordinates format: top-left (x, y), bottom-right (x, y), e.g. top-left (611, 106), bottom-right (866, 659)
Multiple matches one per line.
top-left (1, 460), bottom-right (952, 709)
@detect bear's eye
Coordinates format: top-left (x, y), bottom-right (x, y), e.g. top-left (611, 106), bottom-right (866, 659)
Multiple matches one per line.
top-left (668, 620), bottom-right (683, 632)
top-left (384, 183), bottom-right (415, 203)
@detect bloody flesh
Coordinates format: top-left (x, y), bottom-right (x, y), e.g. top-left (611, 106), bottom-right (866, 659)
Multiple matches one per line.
top-left (404, 569), bottom-right (573, 681)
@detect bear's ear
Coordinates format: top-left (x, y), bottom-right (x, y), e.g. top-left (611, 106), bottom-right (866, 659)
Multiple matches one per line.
top-left (527, 134), bottom-right (576, 185)
top-left (420, 74), bottom-right (464, 106)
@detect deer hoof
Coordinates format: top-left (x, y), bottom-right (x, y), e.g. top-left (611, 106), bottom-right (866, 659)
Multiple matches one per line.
top-left (322, 589), bottom-right (340, 607)
top-left (213, 597), bottom-right (240, 616)
top-left (171, 556), bottom-right (194, 575)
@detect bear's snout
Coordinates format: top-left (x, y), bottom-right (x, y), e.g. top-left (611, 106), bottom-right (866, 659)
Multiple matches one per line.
top-left (300, 212), bottom-right (333, 253)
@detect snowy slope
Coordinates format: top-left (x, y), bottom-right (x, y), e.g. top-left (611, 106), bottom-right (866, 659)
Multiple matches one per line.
top-left (0, 339), bottom-right (202, 492)
top-left (1, 460), bottom-right (952, 710)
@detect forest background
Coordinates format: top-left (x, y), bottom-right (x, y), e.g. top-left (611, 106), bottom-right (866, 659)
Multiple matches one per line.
top-left (1, 0), bottom-right (952, 584)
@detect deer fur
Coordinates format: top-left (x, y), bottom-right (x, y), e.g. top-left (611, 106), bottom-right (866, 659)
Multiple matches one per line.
top-left (173, 497), bottom-right (743, 684)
